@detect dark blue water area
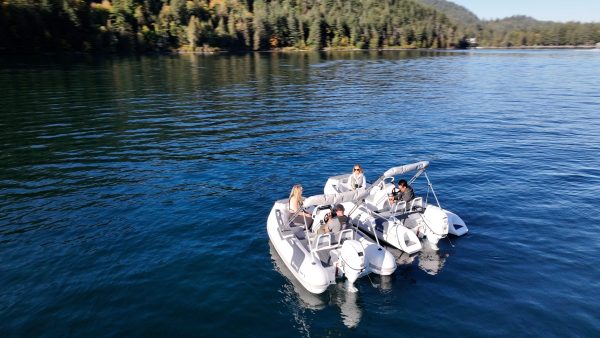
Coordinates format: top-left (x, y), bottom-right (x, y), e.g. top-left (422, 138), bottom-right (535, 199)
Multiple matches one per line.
top-left (1, 49), bottom-right (600, 336)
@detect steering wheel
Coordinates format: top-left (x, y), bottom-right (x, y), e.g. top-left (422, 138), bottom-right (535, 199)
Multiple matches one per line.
top-left (312, 205), bottom-right (334, 233)
top-left (312, 205), bottom-right (331, 219)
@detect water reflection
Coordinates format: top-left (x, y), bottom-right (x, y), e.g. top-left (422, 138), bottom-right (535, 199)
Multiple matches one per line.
top-left (269, 243), bottom-right (327, 311)
top-left (269, 243), bottom-right (363, 329)
top-left (417, 248), bottom-right (448, 276)
top-left (330, 282), bottom-right (362, 328)
top-left (393, 248), bottom-right (417, 266)
top-left (389, 245), bottom-right (448, 276)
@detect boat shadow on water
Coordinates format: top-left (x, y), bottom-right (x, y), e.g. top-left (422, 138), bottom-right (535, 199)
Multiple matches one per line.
top-left (389, 243), bottom-right (449, 276)
top-left (269, 237), bottom-right (457, 330)
top-left (269, 242), bottom-right (367, 328)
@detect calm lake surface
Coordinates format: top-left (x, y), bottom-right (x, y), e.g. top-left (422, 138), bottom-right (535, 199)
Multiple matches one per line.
top-left (1, 49), bottom-right (600, 337)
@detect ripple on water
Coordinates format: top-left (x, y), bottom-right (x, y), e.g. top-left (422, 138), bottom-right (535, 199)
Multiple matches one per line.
top-left (1, 50), bottom-right (600, 336)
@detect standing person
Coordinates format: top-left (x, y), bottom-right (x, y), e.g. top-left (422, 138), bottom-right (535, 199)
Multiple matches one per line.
top-left (289, 184), bottom-right (312, 223)
top-left (397, 179), bottom-right (415, 204)
top-left (348, 164), bottom-right (366, 190)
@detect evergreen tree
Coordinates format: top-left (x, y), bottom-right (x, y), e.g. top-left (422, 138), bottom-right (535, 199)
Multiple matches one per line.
top-left (2, 0), bottom-right (599, 53)
top-left (306, 10), bottom-right (322, 50)
top-left (187, 15), bottom-right (200, 49)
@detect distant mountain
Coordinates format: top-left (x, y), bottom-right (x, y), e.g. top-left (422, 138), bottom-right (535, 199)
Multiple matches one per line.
top-left (415, 0), bottom-right (480, 25)
top-left (413, 2), bottom-right (600, 47)
top-left (487, 15), bottom-right (548, 29)
top-left (478, 15), bottom-right (600, 47)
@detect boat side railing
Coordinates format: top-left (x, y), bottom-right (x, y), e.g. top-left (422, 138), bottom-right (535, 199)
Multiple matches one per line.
top-left (310, 229), bottom-right (355, 253)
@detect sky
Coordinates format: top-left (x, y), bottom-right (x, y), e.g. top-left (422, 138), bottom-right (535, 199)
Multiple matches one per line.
top-left (450, 0), bottom-right (600, 23)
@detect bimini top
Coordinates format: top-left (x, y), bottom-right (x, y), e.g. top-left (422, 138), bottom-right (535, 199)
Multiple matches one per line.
top-left (305, 161), bottom-right (430, 207)
top-left (383, 161), bottom-right (429, 178)
top-left (303, 188), bottom-right (367, 208)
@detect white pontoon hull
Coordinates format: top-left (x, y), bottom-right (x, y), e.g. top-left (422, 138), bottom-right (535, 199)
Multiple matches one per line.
top-left (323, 165), bottom-right (469, 252)
top-left (267, 201), bottom-right (330, 294)
top-left (267, 200), bottom-right (396, 294)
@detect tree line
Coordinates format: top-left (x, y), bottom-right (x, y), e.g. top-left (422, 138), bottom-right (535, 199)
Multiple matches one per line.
top-left (0, 0), bottom-right (462, 53)
top-left (415, 0), bottom-right (600, 48)
top-left (0, 0), bottom-right (598, 54)
top-left (469, 16), bottom-right (600, 47)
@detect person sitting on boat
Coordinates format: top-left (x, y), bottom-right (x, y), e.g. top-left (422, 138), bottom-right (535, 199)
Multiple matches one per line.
top-left (387, 189), bottom-right (398, 207)
top-left (397, 179), bottom-right (415, 204)
top-left (387, 179), bottom-right (415, 205)
top-left (289, 184), bottom-right (313, 226)
top-left (348, 164), bottom-right (366, 190)
top-left (319, 204), bottom-right (349, 234)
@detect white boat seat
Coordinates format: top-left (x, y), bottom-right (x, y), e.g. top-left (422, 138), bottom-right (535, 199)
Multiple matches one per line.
top-left (335, 176), bottom-right (350, 192)
top-left (330, 184), bottom-right (342, 193)
top-left (313, 233), bottom-right (332, 251)
top-left (337, 229), bottom-right (354, 244)
top-left (409, 197), bottom-right (423, 211)
top-left (367, 180), bottom-right (395, 211)
top-left (392, 201), bottom-right (407, 214)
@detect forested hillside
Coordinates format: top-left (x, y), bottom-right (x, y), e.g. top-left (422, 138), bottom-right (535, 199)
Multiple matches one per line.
top-left (1, 0), bottom-right (599, 54)
top-left (416, 0), bottom-right (478, 25)
top-left (415, 0), bottom-right (600, 47)
top-left (0, 0), bottom-right (462, 53)
top-left (478, 16), bottom-right (600, 47)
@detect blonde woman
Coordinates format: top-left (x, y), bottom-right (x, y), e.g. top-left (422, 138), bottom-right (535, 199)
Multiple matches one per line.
top-left (348, 164), bottom-right (366, 190)
top-left (289, 184), bottom-right (312, 224)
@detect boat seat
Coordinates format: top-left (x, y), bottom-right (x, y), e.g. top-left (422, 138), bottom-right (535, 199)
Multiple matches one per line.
top-left (290, 214), bottom-right (313, 229)
top-left (332, 179), bottom-right (347, 193)
top-left (313, 233), bottom-right (332, 251)
top-left (337, 229), bottom-right (354, 245)
top-left (367, 180), bottom-right (395, 211)
top-left (275, 209), bottom-right (294, 239)
top-left (293, 227), bottom-right (306, 240)
top-left (409, 197), bottom-right (423, 211)
top-left (392, 201), bottom-right (407, 214)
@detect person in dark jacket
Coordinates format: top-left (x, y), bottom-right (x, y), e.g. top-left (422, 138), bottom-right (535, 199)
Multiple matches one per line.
top-left (397, 179), bottom-right (415, 204)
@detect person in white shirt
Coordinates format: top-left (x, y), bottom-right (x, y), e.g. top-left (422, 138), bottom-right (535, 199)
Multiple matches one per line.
top-left (348, 164), bottom-right (366, 190)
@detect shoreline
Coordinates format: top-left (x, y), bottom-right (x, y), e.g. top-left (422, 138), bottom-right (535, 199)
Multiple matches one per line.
top-left (175, 45), bottom-right (599, 55)
top-left (473, 45), bottom-right (598, 50)
top-left (1, 45), bottom-right (597, 58)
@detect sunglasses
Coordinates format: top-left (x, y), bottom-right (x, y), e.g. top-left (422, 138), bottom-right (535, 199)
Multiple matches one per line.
top-left (353, 168), bottom-right (360, 171)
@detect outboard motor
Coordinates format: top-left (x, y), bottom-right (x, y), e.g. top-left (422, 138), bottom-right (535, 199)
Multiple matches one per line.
top-left (339, 240), bottom-right (366, 292)
top-left (422, 206), bottom-right (449, 250)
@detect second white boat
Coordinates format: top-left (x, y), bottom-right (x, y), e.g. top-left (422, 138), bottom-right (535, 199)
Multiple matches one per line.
top-left (324, 161), bottom-right (469, 253)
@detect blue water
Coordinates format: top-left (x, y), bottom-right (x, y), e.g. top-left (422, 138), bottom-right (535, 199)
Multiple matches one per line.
top-left (1, 50), bottom-right (600, 336)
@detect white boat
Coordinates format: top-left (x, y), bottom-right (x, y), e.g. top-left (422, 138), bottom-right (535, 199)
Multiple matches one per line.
top-left (268, 242), bottom-right (327, 310)
top-left (323, 161), bottom-right (468, 252)
top-left (267, 192), bottom-right (397, 294)
top-left (269, 242), bottom-right (364, 328)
